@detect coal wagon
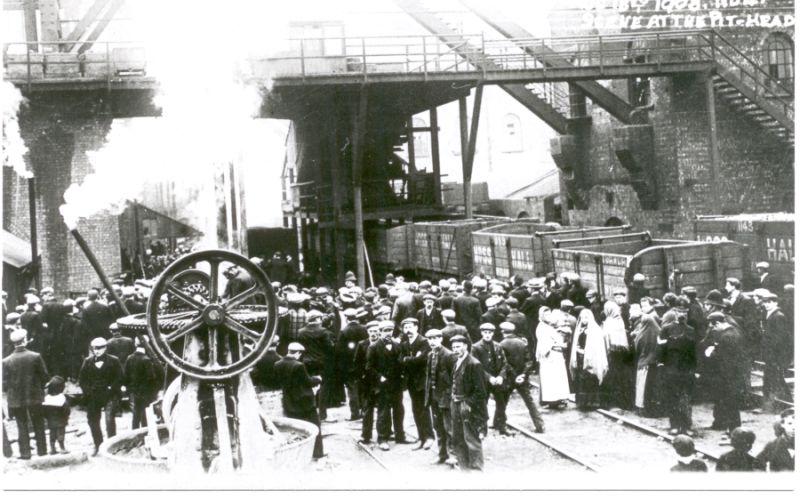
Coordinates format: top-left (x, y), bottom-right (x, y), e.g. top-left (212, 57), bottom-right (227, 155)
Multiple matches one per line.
top-left (550, 232), bottom-right (748, 299)
top-left (694, 213), bottom-right (794, 288)
top-left (412, 217), bottom-right (509, 278)
top-left (472, 223), bottom-right (633, 280)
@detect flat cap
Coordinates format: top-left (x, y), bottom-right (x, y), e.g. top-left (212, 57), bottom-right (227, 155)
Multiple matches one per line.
top-left (505, 297), bottom-right (519, 307)
top-left (527, 278), bottom-right (545, 289)
top-left (561, 271), bottom-right (580, 281)
top-left (425, 329), bottom-right (443, 338)
top-left (287, 342), bottom-right (305, 352)
top-left (586, 289), bottom-right (598, 298)
top-left (479, 322), bottom-right (496, 331)
top-left (707, 311), bottom-right (726, 322)
top-left (449, 334), bottom-right (469, 345)
top-left (752, 288), bottom-right (771, 299)
top-left (756, 261), bottom-right (769, 269)
top-left (377, 305), bottom-right (392, 315)
top-left (680, 286), bottom-right (697, 296)
top-left (423, 294), bottom-right (436, 301)
top-left (366, 320), bottom-right (381, 330)
top-left (486, 296), bottom-right (502, 307)
top-left (41, 287), bottom-right (55, 295)
top-left (307, 309), bottom-right (324, 320)
top-left (9, 328), bottom-right (27, 343)
top-left (343, 308), bottom-right (358, 318)
top-left (632, 273), bottom-right (646, 282)
top-left (499, 321), bottom-right (515, 332)
top-left (5, 312), bottom-right (21, 323)
top-left (379, 320), bottom-right (396, 330)
top-left (315, 287), bottom-right (330, 296)
top-left (612, 288), bottom-right (627, 296)
top-left (726, 277), bottom-right (741, 286)
top-left (26, 295), bottom-right (40, 305)
top-left (90, 337), bottom-right (107, 347)
top-left (442, 309), bottom-right (456, 319)
top-left (400, 317), bottom-right (418, 326)
top-left (560, 299), bottom-right (574, 308)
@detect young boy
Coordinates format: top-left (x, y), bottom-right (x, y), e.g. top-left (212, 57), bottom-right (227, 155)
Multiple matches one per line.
top-left (42, 376), bottom-right (70, 454)
top-left (670, 435), bottom-right (708, 472)
top-left (717, 428), bottom-right (761, 471)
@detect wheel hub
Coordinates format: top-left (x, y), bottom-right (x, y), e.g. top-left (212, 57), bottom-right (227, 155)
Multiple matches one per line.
top-left (202, 304), bottom-right (226, 326)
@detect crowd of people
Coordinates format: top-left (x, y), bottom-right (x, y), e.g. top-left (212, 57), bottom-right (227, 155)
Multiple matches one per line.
top-left (1, 260), bottom-right (794, 472)
top-left (254, 264), bottom-right (795, 472)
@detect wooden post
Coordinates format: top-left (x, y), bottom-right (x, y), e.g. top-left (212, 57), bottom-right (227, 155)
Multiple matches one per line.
top-left (459, 96), bottom-right (470, 216)
top-left (406, 117), bottom-right (416, 204)
top-left (705, 72), bottom-right (722, 209)
top-left (352, 88), bottom-right (369, 289)
top-left (28, 178), bottom-right (40, 290)
top-left (329, 115), bottom-right (346, 283)
top-left (429, 107), bottom-right (442, 206)
top-left (464, 85), bottom-right (484, 219)
top-left (22, 0), bottom-right (38, 51)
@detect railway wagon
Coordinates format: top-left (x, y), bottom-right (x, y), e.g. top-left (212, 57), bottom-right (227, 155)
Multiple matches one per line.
top-left (365, 223), bottom-right (414, 272)
top-left (472, 223), bottom-right (634, 280)
top-left (412, 217), bottom-right (510, 278)
top-left (551, 232), bottom-right (748, 299)
top-left (694, 213), bottom-right (794, 288)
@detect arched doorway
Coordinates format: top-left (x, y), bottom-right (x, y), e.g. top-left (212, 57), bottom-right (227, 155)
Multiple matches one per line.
top-left (605, 216), bottom-right (625, 227)
top-left (517, 211), bottom-right (530, 219)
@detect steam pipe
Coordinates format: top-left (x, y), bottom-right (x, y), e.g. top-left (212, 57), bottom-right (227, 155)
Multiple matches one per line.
top-left (69, 227), bottom-right (161, 363)
top-left (28, 178), bottom-right (40, 290)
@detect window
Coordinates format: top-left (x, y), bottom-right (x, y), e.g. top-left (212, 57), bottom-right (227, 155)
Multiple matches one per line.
top-left (412, 117), bottom-right (429, 158)
top-left (500, 113), bottom-right (523, 153)
top-left (764, 33), bottom-right (793, 92)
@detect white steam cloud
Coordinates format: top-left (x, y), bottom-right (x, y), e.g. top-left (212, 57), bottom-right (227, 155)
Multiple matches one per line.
top-left (1, 80), bottom-right (32, 179)
top-left (58, 0), bottom-right (291, 232)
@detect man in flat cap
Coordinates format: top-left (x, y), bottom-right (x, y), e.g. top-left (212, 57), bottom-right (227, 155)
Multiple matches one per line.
top-left (399, 318), bottom-right (433, 449)
top-left (700, 312), bottom-right (747, 440)
top-left (499, 321), bottom-right (545, 433)
top-left (761, 293), bottom-right (792, 412)
top-left (338, 309), bottom-right (368, 421)
top-left (680, 286), bottom-right (706, 347)
top-left (79, 336), bottom-right (124, 455)
top-left (417, 294), bottom-right (445, 334)
top-left (480, 296), bottom-right (507, 340)
top-left (755, 262), bottom-right (781, 295)
top-left (504, 297), bottom-right (531, 350)
top-left (273, 342), bottom-right (324, 459)
top-left (725, 277), bottom-right (760, 406)
top-left (368, 320), bottom-right (410, 450)
top-left (471, 323), bottom-right (512, 435)
top-left (2, 329), bottom-right (49, 459)
top-left (20, 294), bottom-right (47, 358)
top-left (449, 334), bottom-right (488, 471)
top-left (440, 309), bottom-right (467, 350)
top-left (297, 309), bottom-right (335, 422)
top-left (357, 321), bottom-right (382, 444)
top-left (424, 329), bottom-right (456, 464)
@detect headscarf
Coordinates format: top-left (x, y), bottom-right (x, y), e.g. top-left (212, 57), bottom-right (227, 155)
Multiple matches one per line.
top-left (535, 316), bottom-right (562, 362)
top-left (632, 313), bottom-right (661, 368)
top-left (602, 301), bottom-right (630, 350)
top-left (570, 309), bottom-right (610, 383)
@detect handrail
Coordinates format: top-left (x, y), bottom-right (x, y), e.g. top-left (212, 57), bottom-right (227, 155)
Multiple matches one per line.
top-left (710, 30), bottom-right (794, 97)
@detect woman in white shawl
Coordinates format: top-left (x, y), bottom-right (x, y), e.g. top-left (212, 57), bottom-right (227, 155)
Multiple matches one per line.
top-left (601, 301), bottom-right (634, 409)
top-left (536, 307), bottom-right (571, 408)
top-left (570, 309), bottom-right (609, 410)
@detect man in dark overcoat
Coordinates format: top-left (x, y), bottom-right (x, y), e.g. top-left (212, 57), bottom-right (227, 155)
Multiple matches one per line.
top-left (449, 334), bottom-right (488, 471)
top-left (424, 329), bottom-right (456, 464)
top-left (399, 318), bottom-right (433, 449)
top-left (471, 323), bottom-right (511, 435)
top-left (499, 321), bottom-right (545, 433)
top-left (2, 329), bottom-right (48, 459)
top-left (78, 336), bottom-right (124, 455)
top-left (367, 320), bottom-right (410, 451)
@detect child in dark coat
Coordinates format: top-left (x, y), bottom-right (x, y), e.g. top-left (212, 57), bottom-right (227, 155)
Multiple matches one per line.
top-left (42, 376), bottom-right (70, 454)
top-left (670, 435), bottom-right (708, 472)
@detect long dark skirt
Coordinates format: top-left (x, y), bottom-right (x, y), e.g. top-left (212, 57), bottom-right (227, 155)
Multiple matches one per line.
top-left (601, 348), bottom-right (634, 410)
top-left (574, 370), bottom-right (602, 411)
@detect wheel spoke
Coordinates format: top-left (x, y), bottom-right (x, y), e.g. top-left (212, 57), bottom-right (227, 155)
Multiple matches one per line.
top-left (223, 316), bottom-right (261, 342)
top-left (224, 285), bottom-right (260, 309)
top-left (208, 258), bottom-right (220, 303)
top-left (166, 284), bottom-right (205, 312)
top-left (208, 326), bottom-right (218, 368)
top-left (163, 315), bottom-right (205, 343)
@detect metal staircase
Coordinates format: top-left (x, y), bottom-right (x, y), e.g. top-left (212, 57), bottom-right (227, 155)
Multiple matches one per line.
top-left (394, 0), bottom-right (572, 134)
top-left (703, 31), bottom-right (794, 147)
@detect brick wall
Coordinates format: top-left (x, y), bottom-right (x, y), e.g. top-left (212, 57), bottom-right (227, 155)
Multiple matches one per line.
top-left (7, 91), bottom-right (121, 297)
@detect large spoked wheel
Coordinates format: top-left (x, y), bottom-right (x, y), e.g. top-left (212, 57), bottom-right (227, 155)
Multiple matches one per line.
top-left (146, 249), bottom-right (277, 381)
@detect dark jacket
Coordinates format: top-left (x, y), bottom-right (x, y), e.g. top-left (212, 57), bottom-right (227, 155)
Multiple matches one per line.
top-left (470, 340), bottom-right (510, 385)
top-left (78, 353), bottom-right (123, 405)
top-left (453, 294), bottom-right (482, 342)
top-left (401, 334), bottom-right (431, 392)
top-left (436, 295), bottom-right (454, 312)
top-left (416, 307), bottom-right (445, 334)
top-left (124, 350), bottom-right (162, 401)
top-left (480, 308), bottom-right (507, 335)
top-left (505, 311), bottom-right (529, 342)
top-left (337, 321), bottom-right (368, 382)
top-left (273, 356), bottom-right (320, 415)
top-left (520, 294), bottom-right (546, 333)
top-left (297, 323), bottom-right (334, 376)
top-left (499, 334), bottom-right (533, 383)
top-left (366, 339), bottom-right (404, 393)
top-left (41, 302), bottom-right (67, 338)
top-left (729, 293), bottom-right (760, 339)
top-left (425, 346), bottom-right (455, 408)
top-left (763, 309), bottom-right (792, 367)
top-left (451, 353), bottom-right (489, 431)
top-left (756, 436), bottom-right (795, 472)
top-left (716, 449), bottom-right (762, 471)
top-left (2, 347), bottom-right (48, 408)
top-left (106, 335), bottom-right (135, 367)
top-left (392, 294), bottom-right (417, 325)
top-left (81, 301), bottom-right (114, 341)
top-left (20, 310), bottom-right (48, 354)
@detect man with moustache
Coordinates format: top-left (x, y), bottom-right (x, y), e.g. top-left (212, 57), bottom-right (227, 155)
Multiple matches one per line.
top-left (424, 329), bottom-right (456, 465)
top-left (367, 320), bottom-right (411, 450)
top-left (399, 318), bottom-right (433, 450)
top-left (449, 334), bottom-right (488, 471)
